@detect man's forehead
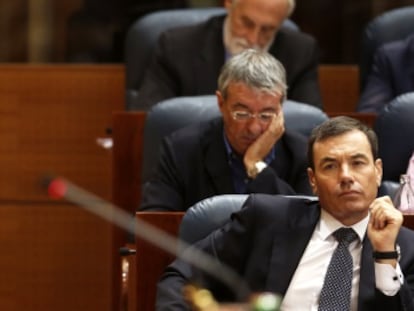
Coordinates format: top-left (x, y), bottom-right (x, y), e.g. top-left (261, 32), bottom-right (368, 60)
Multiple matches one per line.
top-left (313, 131), bottom-right (371, 156)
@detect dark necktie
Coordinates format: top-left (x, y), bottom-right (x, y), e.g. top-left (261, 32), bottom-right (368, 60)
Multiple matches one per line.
top-left (318, 227), bottom-right (358, 311)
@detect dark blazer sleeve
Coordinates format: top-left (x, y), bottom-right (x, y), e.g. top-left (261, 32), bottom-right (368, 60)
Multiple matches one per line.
top-left (358, 35), bottom-right (414, 113)
top-left (272, 29), bottom-right (323, 109)
top-left (392, 228), bottom-right (414, 310)
top-left (357, 46), bottom-right (395, 113)
top-left (139, 136), bottom-right (186, 211)
top-left (133, 31), bottom-right (184, 110)
top-left (132, 16), bottom-right (224, 111)
top-left (139, 119), bottom-right (230, 211)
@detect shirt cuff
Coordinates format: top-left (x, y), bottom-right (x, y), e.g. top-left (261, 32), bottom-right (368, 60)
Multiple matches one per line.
top-left (375, 262), bottom-right (404, 296)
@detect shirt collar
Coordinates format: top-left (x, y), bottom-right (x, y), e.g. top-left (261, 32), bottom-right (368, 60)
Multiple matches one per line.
top-left (318, 208), bottom-right (368, 242)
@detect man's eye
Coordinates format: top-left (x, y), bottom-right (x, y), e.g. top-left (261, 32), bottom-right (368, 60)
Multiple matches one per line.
top-left (258, 113), bottom-right (275, 121)
top-left (353, 160), bottom-right (365, 166)
top-left (323, 164), bottom-right (336, 170)
top-left (234, 111), bottom-right (250, 119)
top-left (241, 18), bottom-right (255, 29)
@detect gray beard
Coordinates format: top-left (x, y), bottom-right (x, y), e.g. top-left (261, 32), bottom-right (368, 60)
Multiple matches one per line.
top-left (222, 16), bottom-right (275, 57)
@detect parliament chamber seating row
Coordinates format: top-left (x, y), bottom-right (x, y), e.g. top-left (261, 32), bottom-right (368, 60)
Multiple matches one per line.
top-left (0, 64), bottom-right (409, 311)
top-left (112, 67), bottom-right (411, 311)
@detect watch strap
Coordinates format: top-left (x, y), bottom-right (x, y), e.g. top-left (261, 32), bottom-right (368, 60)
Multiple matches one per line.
top-left (373, 251), bottom-right (398, 259)
top-left (373, 244), bottom-right (400, 260)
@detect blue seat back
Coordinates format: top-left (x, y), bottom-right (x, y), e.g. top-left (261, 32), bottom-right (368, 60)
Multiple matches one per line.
top-left (179, 194), bottom-right (318, 245)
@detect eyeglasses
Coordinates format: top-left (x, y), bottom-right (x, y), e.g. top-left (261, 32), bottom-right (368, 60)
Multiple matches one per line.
top-left (231, 110), bottom-right (278, 122)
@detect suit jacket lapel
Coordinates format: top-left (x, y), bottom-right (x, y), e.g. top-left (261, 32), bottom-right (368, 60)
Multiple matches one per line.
top-left (407, 35), bottom-right (414, 91)
top-left (266, 204), bottom-right (320, 295)
top-left (409, 64), bottom-right (414, 92)
top-left (358, 237), bottom-right (376, 310)
top-left (195, 16), bottom-right (225, 93)
top-left (204, 119), bottom-right (234, 194)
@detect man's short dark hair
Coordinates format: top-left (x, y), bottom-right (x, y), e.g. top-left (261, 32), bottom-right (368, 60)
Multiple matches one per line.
top-left (308, 116), bottom-right (378, 169)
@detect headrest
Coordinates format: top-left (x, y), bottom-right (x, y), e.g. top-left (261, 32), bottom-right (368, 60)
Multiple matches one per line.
top-left (179, 194), bottom-right (248, 245)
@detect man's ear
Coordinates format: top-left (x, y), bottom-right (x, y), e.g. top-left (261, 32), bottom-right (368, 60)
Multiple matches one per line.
top-left (223, 0), bottom-right (233, 10)
top-left (375, 158), bottom-right (383, 187)
top-left (216, 91), bottom-right (225, 112)
top-left (307, 167), bottom-right (318, 195)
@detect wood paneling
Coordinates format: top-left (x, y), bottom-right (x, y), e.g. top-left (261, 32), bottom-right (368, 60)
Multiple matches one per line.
top-left (135, 212), bottom-right (184, 311)
top-left (112, 111), bottom-right (146, 311)
top-left (319, 65), bottom-right (360, 113)
top-left (0, 64), bottom-right (125, 311)
top-left (0, 202), bottom-right (113, 311)
top-left (0, 64), bottom-right (124, 201)
top-left (327, 112), bottom-right (377, 128)
top-left (112, 112), bottom-right (146, 214)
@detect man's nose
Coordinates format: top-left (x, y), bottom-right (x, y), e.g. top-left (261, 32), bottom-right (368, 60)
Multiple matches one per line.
top-left (245, 27), bottom-right (261, 46)
top-left (246, 117), bottom-right (263, 135)
top-left (339, 165), bottom-right (354, 184)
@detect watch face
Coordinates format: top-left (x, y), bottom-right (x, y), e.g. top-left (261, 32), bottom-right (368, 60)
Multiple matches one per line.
top-left (247, 161), bottom-right (267, 179)
top-left (396, 244), bottom-right (401, 261)
top-left (255, 161), bottom-right (267, 173)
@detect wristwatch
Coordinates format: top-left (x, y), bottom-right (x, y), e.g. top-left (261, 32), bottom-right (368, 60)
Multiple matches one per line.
top-left (247, 161), bottom-right (267, 179)
top-left (373, 244), bottom-right (401, 261)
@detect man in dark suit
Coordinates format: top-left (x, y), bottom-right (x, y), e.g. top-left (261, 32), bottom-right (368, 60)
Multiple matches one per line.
top-left (140, 49), bottom-right (312, 212)
top-left (357, 33), bottom-right (414, 113)
top-left (156, 116), bottom-right (414, 310)
top-left (131, 0), bottom-right (322, 110)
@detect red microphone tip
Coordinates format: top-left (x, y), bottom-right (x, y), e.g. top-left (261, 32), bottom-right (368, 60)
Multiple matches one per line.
top-left (48, 178), bottom-right (67, 199)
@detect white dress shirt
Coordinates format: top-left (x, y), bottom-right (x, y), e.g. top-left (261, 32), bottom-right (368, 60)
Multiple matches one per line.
top-left (280, 209), bottom-right (403, 311)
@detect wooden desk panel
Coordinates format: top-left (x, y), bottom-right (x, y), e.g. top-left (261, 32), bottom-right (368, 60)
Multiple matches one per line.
top-left (0, 64), bottom-right (125, 311)
top-left (112, 112), bottom-right (146, 311)
top-left (0, 202), bottom-right (113, 311)
top-left (319, 65), bottom-right (360, 113)
top-left (327, 112), bottom-right (377, 128)
top-left (0, 64), bottom-right (124, 202)
top-left (112, 111), bottom-right (146, 214)
top-left (135, 212), bottom-right (184, 311)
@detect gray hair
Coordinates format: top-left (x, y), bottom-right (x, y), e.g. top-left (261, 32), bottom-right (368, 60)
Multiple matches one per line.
top-left (231, 0), bottom-right (296, 17)
top-left (217, 49), bottom-right (287, 100)
top-left (286, 0), bottom-right (296, 16)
